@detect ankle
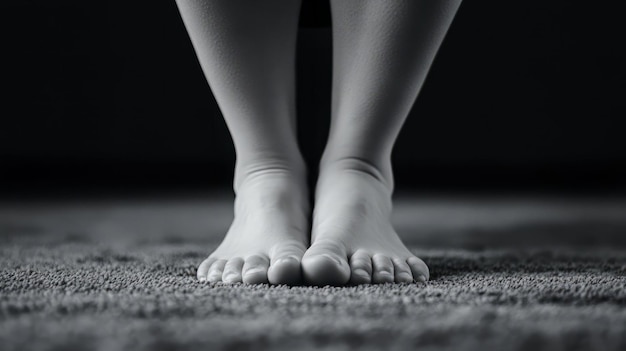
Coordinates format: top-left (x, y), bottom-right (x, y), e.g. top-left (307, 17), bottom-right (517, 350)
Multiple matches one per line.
top-left (318, 155), bottom-right (394, 192)
top-left (234, 156), bottom-right (308, 193)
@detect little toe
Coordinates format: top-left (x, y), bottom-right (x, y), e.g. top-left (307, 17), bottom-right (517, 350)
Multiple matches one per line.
top-left (407, 256), bottom-right (430, 282)
top-left (222, 257), bottom-right (244, 283)
top-left (207, 259), bottom-right (227, 283)
top-left (349, 250), bottom-right (372, 285)
top-left (268, 241), bottom-right (306, 285)
top-left (302, 240), bottom-right (350, 286)
top-left (242, 255), bottom-right (270, 284)
top-left (197, 257), bottom-right (216, 282)
top-left (392, 258), bottom-right (413, 283)
top-left (372, 254), bottom-right (394, 284)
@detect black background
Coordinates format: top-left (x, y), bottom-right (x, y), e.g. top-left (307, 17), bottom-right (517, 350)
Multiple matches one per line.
top-left (1, 0), bottom-right (625, 195)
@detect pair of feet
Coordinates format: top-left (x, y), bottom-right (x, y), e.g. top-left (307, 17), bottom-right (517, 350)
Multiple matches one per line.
top-left (197, 160), bottom-right (429, 286)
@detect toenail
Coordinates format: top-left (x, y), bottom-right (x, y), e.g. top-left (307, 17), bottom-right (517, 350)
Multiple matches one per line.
top-left (276, 257), bottom-right (299, 264)
top-left (309, 253), bottom-right (343, 265)
top-left (415, 274), bottom-right (427, 283)
top-left (245, 268), bottom-right (264, 274)
top-left (223, 274), bottom-right (237, 282)
top-left (397, 272), bottom-right (412, 281)
top-left (198, 276), bottom-right (206, 282)
top-left (353, 268), bottom-right (369, 278)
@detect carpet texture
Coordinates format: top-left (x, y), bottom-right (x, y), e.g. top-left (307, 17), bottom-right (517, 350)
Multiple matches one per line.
top-left (1, 195), bottom-right (626, 351)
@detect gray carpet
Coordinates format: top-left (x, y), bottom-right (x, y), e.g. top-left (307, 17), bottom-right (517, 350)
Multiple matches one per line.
top-left (1, 194), bottom-right (626, 351)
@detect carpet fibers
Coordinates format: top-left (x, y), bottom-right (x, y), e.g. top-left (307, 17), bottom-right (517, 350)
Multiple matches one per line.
top-left (1, 195), bottom-right (625, 351)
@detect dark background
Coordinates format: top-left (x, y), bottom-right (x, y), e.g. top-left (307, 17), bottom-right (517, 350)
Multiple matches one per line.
top-left (1, 0), bottom-right (625, 196)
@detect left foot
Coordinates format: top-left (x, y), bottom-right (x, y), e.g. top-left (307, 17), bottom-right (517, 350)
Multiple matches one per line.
top-left (302, 161), bottom-right (429, 286)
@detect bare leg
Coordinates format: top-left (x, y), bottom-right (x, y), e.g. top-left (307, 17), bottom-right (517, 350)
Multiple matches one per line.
top-left (302, 0), bottom-right (463, 285)
top-left (175, 0), bottom-right (309, 285)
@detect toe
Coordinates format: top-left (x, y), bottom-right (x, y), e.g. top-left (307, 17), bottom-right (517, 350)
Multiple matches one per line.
top-left (372, 254), bottom-right (394, 284)
top-left (242, 255), bottom-right (270, 284)
top-left (222, 257), bottom-right (244, 283)
top-left (407, 256), bottom-right (430, 282)
top-left (207, 259), bottom-right (227, 283)
top-left (349, 250), bottom-right (372, 285)
top-left (302, 240), bottom-right (350, 286)
top-left (197, 257), bottom-right (216, 282)
top-left (392, 258), bottom-right (413, 283)
top-left (268, 241), bottom-right (306, 285)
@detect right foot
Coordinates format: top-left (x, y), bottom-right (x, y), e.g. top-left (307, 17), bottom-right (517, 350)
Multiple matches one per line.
top-left (197, 168), bottom-right (310, 285)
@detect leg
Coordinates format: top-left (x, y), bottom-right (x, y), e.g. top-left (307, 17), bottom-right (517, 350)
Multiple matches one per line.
top-left (302, 0), bottom-right (462, 285)
top-left (175, 0), bottom-right (308, 285)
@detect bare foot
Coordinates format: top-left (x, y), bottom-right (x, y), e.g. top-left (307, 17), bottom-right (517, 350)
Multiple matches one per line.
top-left (302, 162), bottom-right (429, 286)
top-left (197, 168), bottom-right (310, 285)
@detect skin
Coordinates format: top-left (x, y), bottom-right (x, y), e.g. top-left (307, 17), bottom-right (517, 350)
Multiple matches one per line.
top-left (301, 0), bottom-right (462, 285)
top-left (176, 0), bottom-right (309, 285)
top-left (175, 0), bottom-right (462, 285)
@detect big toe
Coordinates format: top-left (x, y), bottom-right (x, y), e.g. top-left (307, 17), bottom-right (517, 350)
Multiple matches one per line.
top-left (302, 240), bottom-right (350, 286)
top-left (268, 241), bottom-right (306, 285)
